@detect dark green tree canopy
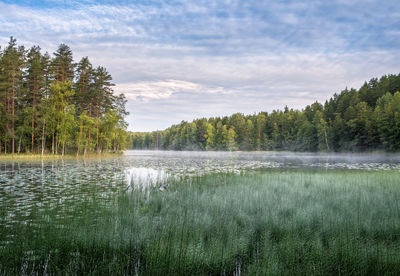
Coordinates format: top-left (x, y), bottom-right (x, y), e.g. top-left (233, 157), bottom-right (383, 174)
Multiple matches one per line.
top-left (130, 73), bottom-right (400, 152)
top-left (0, 37), bottom-right (129, 155)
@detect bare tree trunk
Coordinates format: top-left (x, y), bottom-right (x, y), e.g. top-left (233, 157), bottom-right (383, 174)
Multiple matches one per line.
top-left (324, 129), bottom-right (330, 151)
top-left (88, 103), bottom-right (91, 151)
top-left (31, 88), bottom-right (36, 153)
top-left (96, 106), bottom-right (99, 153)
top-left (31, 114), bottom-right (35, 153)
top-left (41, 119), bottom-right (46, 156)
top-left (11, 78), bottom-right (15, 154)
top-left (6, 83), bottom-right (10, 155)
top-left (17, 136), bottom-right (22, 154)
top-left (55, 137), bottom-right (58, 155)
top-left (62, 142), bottom-right (65, 156)
top-left (77, 117), bottom-right (83, 156)
top-left (52, 132), bottom-right (55, 154)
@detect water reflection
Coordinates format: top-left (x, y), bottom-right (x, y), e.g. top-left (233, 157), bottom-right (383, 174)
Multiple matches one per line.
top-left (125, 167), bottom-right (171, 191)
top-left (1, 150), bottom-right (400, 231)
top-left (123, 150), bottom-right (400, 176)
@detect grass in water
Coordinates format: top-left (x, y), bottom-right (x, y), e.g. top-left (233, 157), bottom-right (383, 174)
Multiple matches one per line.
top-left (0, 152), bottom-right (122, 160)
top-left (1, 170), bottom-right (400, 275)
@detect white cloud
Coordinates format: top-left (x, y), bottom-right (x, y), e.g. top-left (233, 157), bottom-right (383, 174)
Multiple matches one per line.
top-left (116, 80), bottom-right (230, 101)
top-left (0, 0), bottom-right (399, 131)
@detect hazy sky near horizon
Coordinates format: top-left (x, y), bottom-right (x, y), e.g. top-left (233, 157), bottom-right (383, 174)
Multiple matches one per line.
top-left (1, 0), bottom-right (399, 131)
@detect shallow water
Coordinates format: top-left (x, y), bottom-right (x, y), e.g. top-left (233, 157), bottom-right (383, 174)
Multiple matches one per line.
top-left (124, 150), bottom-right (400, 175)
top-left (1, 150), bottom-right (400, 233)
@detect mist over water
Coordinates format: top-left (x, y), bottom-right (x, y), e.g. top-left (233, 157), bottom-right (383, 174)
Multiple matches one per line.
top-left (122, 150), bottom-right (400, 190)
top-left (1, 150), bottom-right (400, 231)
top-left (124, 150), bottom-right (400, 173)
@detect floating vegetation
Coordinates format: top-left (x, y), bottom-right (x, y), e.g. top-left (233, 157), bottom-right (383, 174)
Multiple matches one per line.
top-left (123, 150), bottom-right (400, 174)
top-left (1, 151), bottom-right (400, 274)
top-left (1, 170), bottom-right (400, 274)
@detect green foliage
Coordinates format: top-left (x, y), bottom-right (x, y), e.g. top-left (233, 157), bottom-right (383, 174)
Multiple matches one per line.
top-left (226, 127), bottom-right (238, 151)
top-left (131, 74), bottom-right (400, 152)
top-left (0, 37), bottom-right (129, 154)
top-left (204, 122), bottom-right (215, 150)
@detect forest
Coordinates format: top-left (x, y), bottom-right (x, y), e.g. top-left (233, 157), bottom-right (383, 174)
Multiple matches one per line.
top-left (0, 37), bottom-right (128, 155)
top-left (131, 74), bottom-right (400, 152)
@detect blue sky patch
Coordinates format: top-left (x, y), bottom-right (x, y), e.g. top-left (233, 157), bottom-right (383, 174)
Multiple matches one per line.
top-left (1, 0), bottom-right (399, 131)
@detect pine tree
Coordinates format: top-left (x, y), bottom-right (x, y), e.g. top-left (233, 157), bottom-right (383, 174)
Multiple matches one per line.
top-left (0, 37), bottom-right (25, 153)
top-left (74, 57), bottom-right (93, 155)
top-left (92, 66), bottom-right (115, 151)
top-left (52, 44), bottom-right (75, 83)
top-left (0, 38), bottom-right (129, 155)
top-left (25, 46), bottom-right (44, 152)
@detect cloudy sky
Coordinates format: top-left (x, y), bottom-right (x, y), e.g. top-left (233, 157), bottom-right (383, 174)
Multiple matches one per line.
top-left (1, 0), bottom-right (399, 131)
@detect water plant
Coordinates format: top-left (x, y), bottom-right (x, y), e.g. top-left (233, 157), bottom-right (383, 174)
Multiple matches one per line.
top-left (1, 169), bottom-right (400, 274)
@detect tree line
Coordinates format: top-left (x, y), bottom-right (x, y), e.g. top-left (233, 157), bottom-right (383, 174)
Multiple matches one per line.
top-left (0, 37), bottom-right (128, 155)
top-left (130, 74), bottom-right (400, 152)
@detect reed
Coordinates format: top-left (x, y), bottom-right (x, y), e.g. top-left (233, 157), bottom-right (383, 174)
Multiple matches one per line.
top-left (0, 152), bottom-right (122, 160)
top-left (1, 170), bottom-right (400, 274)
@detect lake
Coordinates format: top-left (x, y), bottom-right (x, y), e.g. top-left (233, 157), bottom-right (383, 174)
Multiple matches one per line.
top-left (1, 150), bottom-right (400, 274)
top-left (2, 150), bottom-right (400, 225)
top-left (0, 150), bottom-right (398, 230)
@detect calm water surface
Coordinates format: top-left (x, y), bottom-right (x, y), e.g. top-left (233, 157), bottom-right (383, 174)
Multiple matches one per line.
top-left (1, 150), bottom-right (400, 232)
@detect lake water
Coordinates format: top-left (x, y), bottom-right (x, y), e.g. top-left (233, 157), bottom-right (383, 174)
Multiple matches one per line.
top-left (1, 150), bottom-right (400, 233)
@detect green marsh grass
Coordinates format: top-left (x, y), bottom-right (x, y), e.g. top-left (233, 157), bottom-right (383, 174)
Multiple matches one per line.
top-left (0, 152), bottom-right (122, 161)
top-left (1, 170), bottom-right (400, 274)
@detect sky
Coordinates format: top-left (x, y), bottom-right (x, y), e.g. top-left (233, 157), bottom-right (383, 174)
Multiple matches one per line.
top-left (0, 0), bottom-right (399, 131)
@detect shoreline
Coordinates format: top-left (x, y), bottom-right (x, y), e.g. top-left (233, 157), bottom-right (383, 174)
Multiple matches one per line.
top-left (0, 152), bottom-right (123, 161)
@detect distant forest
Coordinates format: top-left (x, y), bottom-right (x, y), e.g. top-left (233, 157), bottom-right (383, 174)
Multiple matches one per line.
top-left (131, 74), bottom-right (400, 152)
top-left (0, 37), bottom-right (128, 155)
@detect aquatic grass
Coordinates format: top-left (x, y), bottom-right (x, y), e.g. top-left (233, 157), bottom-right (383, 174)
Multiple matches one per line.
top-left (1, 170), bottom-right (400, 274)
top-left (0, 152), bottom-right (122, 161)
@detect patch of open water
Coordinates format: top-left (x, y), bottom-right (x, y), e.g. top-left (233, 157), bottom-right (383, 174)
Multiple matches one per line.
top-left (1, 150), bottom-right (400, 234)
